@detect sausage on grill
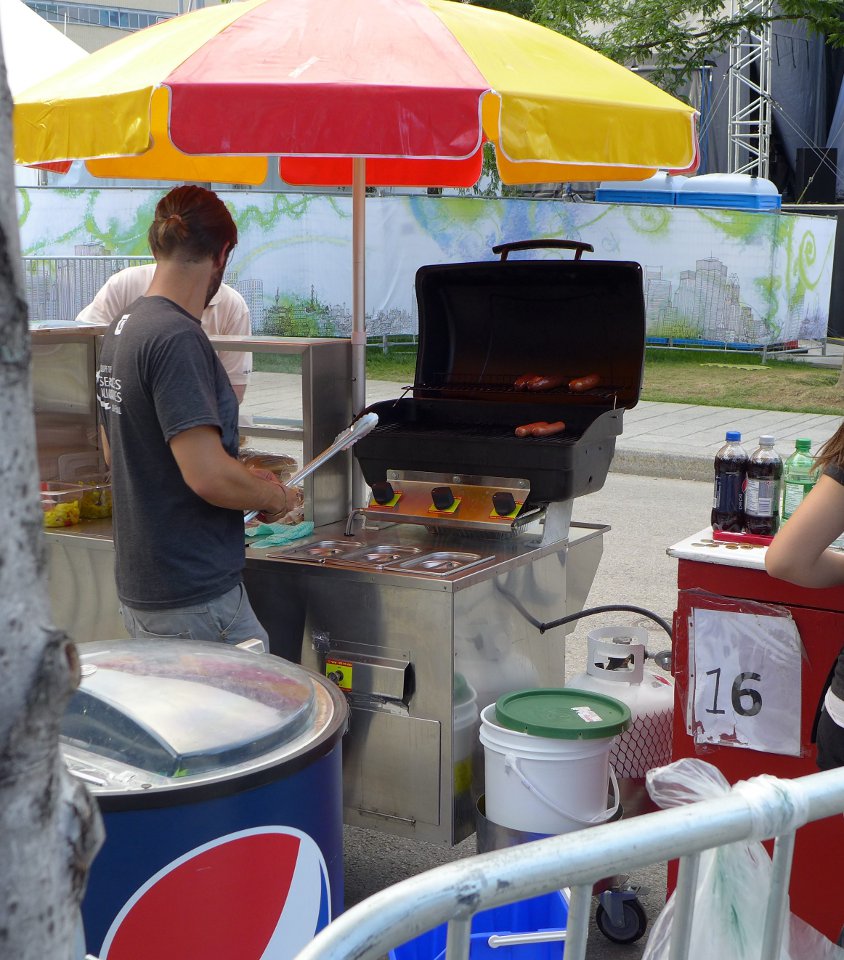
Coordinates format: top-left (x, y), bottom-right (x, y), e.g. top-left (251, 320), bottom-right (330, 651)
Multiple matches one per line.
top-left (526, 375), bottom-right (566, 392)
top-left (514, 373), bottom-right (541, 390)
top-left (568, 373), bottom-right (601, 393)
top-left (533, 420), bottom-right (566, 436)
top-left (515, 420), bottom-right (566, 438)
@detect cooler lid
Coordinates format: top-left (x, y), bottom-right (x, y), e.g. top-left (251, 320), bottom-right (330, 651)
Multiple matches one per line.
top-left (61, 640), bottom-right (317, 779)
top-left (597, 171), bottom-right (688, 193)
top-left (412, 257), bottom-right (646, 410)
top-left (677, 173), bottom-right (780, 196)
top-left (495, 688), bottom-right (631, 740)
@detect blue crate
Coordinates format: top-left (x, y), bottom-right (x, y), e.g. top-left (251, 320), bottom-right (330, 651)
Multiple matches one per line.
top-left (389, 890), bottom-right (568, 960)
top-left (595, 172), bottom-right (687, 205)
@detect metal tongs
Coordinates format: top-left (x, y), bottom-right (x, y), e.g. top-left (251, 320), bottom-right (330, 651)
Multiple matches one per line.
top-left (244, 412), bottom-right (379, 523)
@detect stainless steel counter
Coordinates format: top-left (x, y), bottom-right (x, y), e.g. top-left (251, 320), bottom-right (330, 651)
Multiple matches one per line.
top-left (244, 518), bottom-right (605, 844)
top-left (44, 520), bottom-right (128, 642)
top-left (44, 510), bottom-right (605, 845)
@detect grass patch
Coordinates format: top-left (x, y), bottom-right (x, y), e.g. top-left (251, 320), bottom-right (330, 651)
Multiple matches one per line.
top-left (253, 354), bottom-right (302, 375)
top-left (364, 349), bottom-right (418, 383)
top-left (641, 349), bottom-right (842, 415)
top-left (358, 346), bottom-right (843, 415)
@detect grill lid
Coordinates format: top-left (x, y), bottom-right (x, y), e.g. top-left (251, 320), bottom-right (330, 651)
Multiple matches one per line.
top-left (411, 249), bottom-right (645, 409)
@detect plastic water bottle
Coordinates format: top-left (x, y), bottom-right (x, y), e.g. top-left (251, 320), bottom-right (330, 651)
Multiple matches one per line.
top-left (744, 435), bottom-right (782, 536)
top-left (781, 438), bottom-right (818, 523)
top-left (711, 430), bottom-right (748, 532)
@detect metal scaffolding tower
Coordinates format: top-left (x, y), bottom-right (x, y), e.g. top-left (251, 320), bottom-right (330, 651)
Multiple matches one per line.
top-left (727, 0), bottom-right (773, 177)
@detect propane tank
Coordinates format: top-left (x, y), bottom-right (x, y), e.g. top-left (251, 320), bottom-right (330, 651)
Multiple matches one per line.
top-left (566, 625), bottom-right (674, 818)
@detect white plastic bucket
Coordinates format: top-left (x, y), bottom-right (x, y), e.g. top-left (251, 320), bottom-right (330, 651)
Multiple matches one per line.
top-left (453, 682), bottom-right (479, 795)
top-left (479, 702), bottom-right (621, 835)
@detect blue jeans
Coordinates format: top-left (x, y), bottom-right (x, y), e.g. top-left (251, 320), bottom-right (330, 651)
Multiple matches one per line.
top-left (120, 582), bottom-right (269, 651)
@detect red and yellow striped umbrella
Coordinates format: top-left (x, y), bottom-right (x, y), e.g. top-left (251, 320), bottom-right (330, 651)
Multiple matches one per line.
top-left (14, 0), bottom-right (697, 187)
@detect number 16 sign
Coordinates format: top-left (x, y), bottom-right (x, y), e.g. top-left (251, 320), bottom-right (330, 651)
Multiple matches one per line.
top-left (690, 607), bottom-right (802, 756)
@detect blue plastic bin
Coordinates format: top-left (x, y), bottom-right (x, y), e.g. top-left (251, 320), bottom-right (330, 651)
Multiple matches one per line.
top-left (676, 173), bottom-right (781, 210)
top-left (595, 172), bottom-right (687, 205)
top-left (389, 890), bottom-right (568, 960)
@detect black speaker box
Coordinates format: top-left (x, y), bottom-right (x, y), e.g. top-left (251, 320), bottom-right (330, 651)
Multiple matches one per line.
top-left (794, 147), bottom-right (838, 203)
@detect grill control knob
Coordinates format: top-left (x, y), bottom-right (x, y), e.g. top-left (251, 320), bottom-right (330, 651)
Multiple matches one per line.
top-left (371, 481), bottom-right (395, 505)
top-left (492, 491), bottom-right (517, 516)
top-left (431, 486), bottom-right (455, 511)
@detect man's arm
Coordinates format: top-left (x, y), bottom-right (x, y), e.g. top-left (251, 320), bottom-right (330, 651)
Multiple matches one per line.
top-left (100, 426), bottom-right (111, 468)
top-left (169, 425), bottom-right (289, 516)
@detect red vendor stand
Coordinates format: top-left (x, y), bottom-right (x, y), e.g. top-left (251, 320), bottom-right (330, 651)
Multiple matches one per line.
top-left (668, 529), bottom-right (844, 944)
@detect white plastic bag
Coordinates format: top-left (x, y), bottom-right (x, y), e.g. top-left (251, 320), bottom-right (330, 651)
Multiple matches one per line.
top-left (641, 758), bottom-right (844, 960)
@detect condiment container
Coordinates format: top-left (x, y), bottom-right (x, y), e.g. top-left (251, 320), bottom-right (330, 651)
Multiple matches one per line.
top-left (77, 473), bottom-right (113, 519)
top-left (41, 481), bottom-right (84, 527)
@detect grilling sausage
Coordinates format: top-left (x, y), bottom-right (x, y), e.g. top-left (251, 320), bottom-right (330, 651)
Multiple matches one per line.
top-left (515, 420), bottom-right (566, 438)
top-left (533, 420), bottom-right (566, 437)
top-left (568, 373), bottom-right (601, 393)
top-left (514, 373), bottom-right (540, 390)
top-left (526, 375), bottom-right (566, 392)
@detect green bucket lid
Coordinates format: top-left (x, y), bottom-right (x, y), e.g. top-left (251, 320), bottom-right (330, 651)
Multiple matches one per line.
top-left (495, 688), bottom-right (631, 740)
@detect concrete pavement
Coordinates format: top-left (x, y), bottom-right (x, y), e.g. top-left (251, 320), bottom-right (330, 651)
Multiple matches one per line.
top-left (612, 400), bottom-right (841, 481)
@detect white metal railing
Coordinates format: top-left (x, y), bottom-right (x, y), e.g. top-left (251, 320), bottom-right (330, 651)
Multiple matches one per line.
top-left (293, 767), bottom-right (844, 960)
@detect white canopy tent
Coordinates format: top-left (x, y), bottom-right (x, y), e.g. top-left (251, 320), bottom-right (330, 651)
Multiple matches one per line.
top-left (0, 0), bottom-right (86, 95)
top-left (1, 0), bottom-right (86, 183)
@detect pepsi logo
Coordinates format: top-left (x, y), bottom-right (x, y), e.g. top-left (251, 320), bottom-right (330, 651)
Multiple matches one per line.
top-left (99, 827), bottom-right (331, 960)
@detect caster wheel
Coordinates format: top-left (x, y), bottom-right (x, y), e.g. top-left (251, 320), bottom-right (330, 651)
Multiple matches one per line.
top-left (595, 898), bottom-right (648, 944)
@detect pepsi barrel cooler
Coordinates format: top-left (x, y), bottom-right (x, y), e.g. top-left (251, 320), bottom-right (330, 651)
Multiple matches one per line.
top-left (61, 640), bottom-right (348, 959)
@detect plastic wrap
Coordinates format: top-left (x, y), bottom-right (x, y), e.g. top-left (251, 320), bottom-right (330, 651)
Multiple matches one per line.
top-left (642, 758), bottom-right (844, 960)
top-left (681, 590), bottom-right (806, 758)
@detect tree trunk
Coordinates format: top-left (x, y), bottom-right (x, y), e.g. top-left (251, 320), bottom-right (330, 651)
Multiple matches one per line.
top-left (0, 41), bottom-right (103, 960)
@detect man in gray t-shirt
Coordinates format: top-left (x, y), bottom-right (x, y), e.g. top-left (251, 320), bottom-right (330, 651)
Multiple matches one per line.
top-left (98, 296), bottom-right (244, 610)
top-left (96, 185), bottom-right (289, 648)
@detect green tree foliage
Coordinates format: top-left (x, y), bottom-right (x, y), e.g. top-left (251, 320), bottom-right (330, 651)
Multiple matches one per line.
top-left (470, 0), bottom-right (844, 94)
top-left (263, 288), bottom-right (337, 338)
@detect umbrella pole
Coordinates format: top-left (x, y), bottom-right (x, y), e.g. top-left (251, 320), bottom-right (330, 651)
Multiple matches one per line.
top-left (351, 156), bottom-right (366, 507)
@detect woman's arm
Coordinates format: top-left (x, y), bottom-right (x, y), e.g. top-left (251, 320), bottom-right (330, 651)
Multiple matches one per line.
top-left (765, 474), bottom-right (844, 588)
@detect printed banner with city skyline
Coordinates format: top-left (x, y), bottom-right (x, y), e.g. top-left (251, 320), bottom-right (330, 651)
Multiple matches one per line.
top-left (17, 188), bottom-right (836, 347)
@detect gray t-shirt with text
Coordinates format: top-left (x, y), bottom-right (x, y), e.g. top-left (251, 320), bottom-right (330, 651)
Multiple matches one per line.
top-left (96, 295), bottom-right (242, 609)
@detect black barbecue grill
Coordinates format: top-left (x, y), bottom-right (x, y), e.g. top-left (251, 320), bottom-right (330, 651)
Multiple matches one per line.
top-left (354, 240), bottom-right (646, 509)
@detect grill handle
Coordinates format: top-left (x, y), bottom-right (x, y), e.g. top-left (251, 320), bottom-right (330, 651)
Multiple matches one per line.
top-left (491, 238), bottom-right (594, 261)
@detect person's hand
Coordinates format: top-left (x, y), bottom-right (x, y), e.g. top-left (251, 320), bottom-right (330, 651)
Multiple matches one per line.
top-left (248, 469), bottom-right (290, 522)
top-left (247, 467), bottom-right (278, 484)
